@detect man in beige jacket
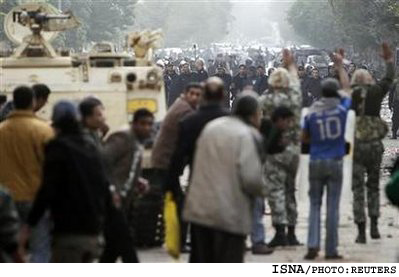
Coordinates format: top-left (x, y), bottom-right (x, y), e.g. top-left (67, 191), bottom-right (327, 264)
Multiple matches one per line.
top-left (184, 92), bottom-right (266, 263)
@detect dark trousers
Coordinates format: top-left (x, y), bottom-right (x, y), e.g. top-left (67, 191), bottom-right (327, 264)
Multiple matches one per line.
top-left (176, 193), bottom-right (189, 248)
top-left (189, 223), bottom-right (246, 263)
top-left (52, 235), bottom-right (101, 263)
top-left (99, 206), bottom-right (139, 263)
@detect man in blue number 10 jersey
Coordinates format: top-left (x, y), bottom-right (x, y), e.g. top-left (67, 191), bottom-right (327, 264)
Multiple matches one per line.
top-left (302, 50), bottom-right (351, 260)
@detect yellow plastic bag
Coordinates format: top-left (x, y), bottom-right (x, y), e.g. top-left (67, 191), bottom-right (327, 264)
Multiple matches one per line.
top-left (164, 192), bottom-right (181, 259)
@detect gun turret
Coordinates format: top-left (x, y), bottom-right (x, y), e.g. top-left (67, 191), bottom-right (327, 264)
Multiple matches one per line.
top-left (4, 3), bottom-right (80, 58)
top-left (13, 8), bottom-right (78, 33)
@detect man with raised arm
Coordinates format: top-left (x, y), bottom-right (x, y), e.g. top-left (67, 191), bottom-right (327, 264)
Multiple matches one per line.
top-left (302, 49), bottom-right (352, 260)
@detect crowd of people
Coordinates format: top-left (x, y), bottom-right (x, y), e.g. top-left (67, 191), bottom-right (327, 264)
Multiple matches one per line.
top-left (0, 42), bottom-right (397, 263)
top-left (157, 46), bottom-right (376, 114)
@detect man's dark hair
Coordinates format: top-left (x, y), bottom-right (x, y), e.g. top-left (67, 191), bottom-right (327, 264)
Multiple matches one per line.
top-left (239, 64), bottom-right (246, 69)
top-left (271, 106), bottom-right (294, 122)
top-left (0, 95), bottom-right (7, 105)
top-left (133, 108), bottom-right (154, 123)
top-left (13, 86), bottom-right (34, 110)
top-left (79, 97), bottom-right (103, 119)
top-left (32, 84), bottom-right (51, 100)
top-left (232, 93), bottom-right (259, 123)
top-left (298, 65), bottom-right (305, 71)
top-left (321, 78), bottom-right (340, 98)
top-left (257, 65), bottom-right (265, 70)
top-left (185, 83), bottom-right (203, 93)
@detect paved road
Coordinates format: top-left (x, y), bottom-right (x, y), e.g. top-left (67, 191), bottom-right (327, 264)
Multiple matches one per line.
top-left (136, 139), bottom-right (399, 263)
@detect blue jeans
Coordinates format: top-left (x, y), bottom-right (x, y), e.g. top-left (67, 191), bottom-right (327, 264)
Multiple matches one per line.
top-left (16, 202), bottom-right (51, 263)
top-left (251, 197), bottom-right (266, 245)
top-left (307, 159), bottom-right (343, 256)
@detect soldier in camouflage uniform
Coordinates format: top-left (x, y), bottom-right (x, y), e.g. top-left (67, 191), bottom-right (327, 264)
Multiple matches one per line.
top-left (351, 43), bottom-right (395, 244)
top-left (259, 49), bottom-right (302, 247)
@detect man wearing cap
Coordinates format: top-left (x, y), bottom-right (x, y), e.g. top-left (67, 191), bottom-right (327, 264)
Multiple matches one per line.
top-left (302, 50), bottom-right (351, 260)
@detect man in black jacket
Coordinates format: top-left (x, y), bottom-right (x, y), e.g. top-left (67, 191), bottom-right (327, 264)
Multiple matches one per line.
top-left (214, 65), bottom-right (232, 109)
top-left (169, 62), bottom-right (195, 107)
top-left (231, 64), bottom-right (248, 100)
top-left (167, 77), bottom-right (230, 252)
top-left (260, 107), bottom-right (295, 155)
top-left (254, 65), bottom-right (268, 96)
top-left (164, 64), bottom-right (179, 105)
top-left (308, 67), bottom-right (322, 102)
top-left (22, 101), bottom-right (111, 263)
top-left (299, 66), bottom-right (312, 107)
top-left (247, 66), bottom-right (258, 87)
top-left (193, 59), bottom-right (209, 83)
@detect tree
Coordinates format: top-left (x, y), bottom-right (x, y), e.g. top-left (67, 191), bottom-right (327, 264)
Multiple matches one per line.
top-left (63, 0), bottom-right (137, 50)
top-left (1, 0), bottom-right (137, 51)
top-left (52, 0), bottom-right (93, 50)
top-left (288, 0), bottom-right (399, 53)
top-left (134, 0), bottom-right (233, 47)
top-left (287, 0), bottom-right (345, 49)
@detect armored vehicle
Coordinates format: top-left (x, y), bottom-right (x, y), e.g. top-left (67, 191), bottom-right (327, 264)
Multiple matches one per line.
top-left (0, 2), bottom-right (166, 130)
top-left (1, 2), bottom-right (167, 247)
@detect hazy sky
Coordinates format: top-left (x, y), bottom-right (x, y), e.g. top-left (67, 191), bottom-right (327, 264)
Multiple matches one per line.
top-left (229, 0), bottom-right (294, 43)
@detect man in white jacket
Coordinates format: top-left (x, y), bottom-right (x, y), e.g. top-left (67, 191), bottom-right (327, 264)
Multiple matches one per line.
top-left (183, 92), bottom-right (265, 263)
